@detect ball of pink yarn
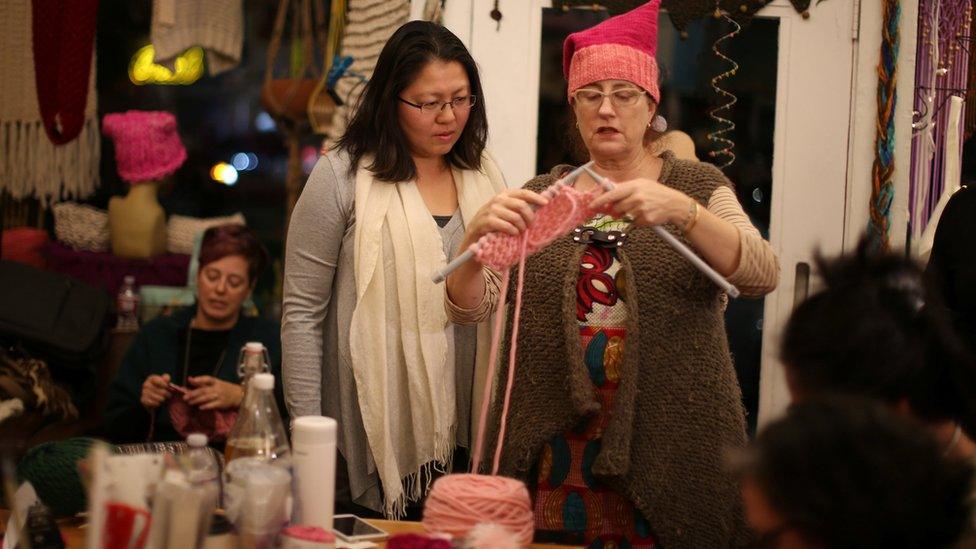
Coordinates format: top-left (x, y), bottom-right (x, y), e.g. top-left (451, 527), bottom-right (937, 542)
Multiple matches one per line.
top-left (422, 474), bottom-right (534, 546)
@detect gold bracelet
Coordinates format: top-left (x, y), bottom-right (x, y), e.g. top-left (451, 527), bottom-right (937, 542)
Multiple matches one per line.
top-left (681, 199), bottom-right (700, 234)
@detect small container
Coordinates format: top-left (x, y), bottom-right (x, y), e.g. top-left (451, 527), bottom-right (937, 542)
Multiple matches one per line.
top-left (116, 275), bottom-right (139, 330)
top-left (291, 416), bottom-right (337, 530)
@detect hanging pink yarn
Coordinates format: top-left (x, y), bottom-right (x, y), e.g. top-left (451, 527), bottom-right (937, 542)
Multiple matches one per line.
top-left (474, 184), bottom-right (604, 271)
top-left (421, 474), bottom-right (534, 546)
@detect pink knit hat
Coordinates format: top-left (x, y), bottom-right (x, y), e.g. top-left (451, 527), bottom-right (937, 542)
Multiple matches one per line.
top-left (563, 0), bottom-right (661, 102)
top-left (102, 111), bottom-right (187, 184)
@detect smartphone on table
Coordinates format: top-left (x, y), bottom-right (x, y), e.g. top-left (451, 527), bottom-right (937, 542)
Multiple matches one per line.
top-left (332, 514), bottom-right (388, 542)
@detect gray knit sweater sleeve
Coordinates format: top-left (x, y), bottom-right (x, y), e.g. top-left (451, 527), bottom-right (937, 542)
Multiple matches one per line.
top-left (281, 153), bottom-right (353, 418)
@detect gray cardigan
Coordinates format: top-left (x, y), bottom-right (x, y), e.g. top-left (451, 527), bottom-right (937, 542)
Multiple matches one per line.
top-left (281, 150), bottom-right (476, 513)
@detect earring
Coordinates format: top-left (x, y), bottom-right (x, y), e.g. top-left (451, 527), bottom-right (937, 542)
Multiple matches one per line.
top-left (651, 115), bottom-right (668, 133)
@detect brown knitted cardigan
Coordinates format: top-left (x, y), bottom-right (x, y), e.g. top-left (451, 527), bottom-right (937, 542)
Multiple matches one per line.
top-left (483, 152), bottom-right (752, 547)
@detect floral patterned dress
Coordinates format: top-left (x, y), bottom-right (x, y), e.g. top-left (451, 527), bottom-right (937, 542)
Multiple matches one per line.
top-left (532, 215), bottom-right (658, 548)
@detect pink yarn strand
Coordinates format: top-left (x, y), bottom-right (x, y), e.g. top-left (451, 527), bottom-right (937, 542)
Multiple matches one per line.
top-left (470, 266), bottom-right (511, 474)
top-left (492, 234), bottom-right (529, 476)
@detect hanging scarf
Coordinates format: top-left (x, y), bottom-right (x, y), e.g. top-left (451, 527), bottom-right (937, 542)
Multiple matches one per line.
top-left (0, 0), bottom-right (100, 202)
top-left (349, 154), bottom-right (506, 518)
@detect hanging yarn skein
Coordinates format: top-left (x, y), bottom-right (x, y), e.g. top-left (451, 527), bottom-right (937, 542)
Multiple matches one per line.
top-left (707, 7), bottom-right (741, 170)
top-left (867, 0), bottom-right (901, 251)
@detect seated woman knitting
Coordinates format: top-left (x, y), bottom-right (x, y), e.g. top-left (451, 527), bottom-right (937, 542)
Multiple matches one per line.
top-left (102, 224), bottom-right (285, 446)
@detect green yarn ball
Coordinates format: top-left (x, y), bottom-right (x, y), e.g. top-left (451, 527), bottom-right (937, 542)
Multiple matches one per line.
top-left (17, 437), bottom-right (98, 518)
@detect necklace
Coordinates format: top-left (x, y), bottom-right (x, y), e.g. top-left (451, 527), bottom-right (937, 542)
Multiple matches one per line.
top-left (181, 323), bottom-right (228, 386)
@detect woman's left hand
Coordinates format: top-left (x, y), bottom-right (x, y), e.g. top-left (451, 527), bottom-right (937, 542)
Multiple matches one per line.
top-left (184, 376), bottom-right (244, 410)
top-left (588, 178), bottom-right (690, 227)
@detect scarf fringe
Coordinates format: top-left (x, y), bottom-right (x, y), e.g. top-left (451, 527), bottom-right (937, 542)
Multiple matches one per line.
top-left (382, 423), bottom-right (456, 520)
top-left (0, 118), bottom-right (100, 204)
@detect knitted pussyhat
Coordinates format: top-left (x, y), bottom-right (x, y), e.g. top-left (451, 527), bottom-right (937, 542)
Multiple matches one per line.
top-left (102, 111), bottom-right (187, 184)
top-left (563, 0), bottom-right (661, 102)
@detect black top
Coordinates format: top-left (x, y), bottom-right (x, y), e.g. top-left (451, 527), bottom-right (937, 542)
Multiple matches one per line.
top-left (434, 215), bottom-right (453, 228)
top-left (176, 328), bottom-right (232, 385)
top-left (101, 306), bottom-right (285, 445)
top-left (925, 185), bottom-right (976, 348)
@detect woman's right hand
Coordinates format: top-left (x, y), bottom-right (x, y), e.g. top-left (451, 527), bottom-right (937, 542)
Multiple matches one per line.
top-left (462, 189), bottom-right (549, 247)
top-left (140, 373), bottom-right (171, 409)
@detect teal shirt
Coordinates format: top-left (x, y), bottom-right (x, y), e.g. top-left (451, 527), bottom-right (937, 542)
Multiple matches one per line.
top-left (101, 306), bottom-right (285, 444)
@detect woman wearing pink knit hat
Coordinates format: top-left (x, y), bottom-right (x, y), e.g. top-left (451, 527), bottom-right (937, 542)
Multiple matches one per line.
top-left (447, 1), bottom-right (778, 546)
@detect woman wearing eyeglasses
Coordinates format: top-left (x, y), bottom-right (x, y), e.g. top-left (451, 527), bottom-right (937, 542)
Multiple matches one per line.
top-left (282, 21), bottom-right (510, 518)
top-left (447, 1), bottom-right (778, 546)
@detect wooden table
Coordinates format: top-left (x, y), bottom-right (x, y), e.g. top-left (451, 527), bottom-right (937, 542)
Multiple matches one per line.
top-left (0, 511), bottom-right (579, 548)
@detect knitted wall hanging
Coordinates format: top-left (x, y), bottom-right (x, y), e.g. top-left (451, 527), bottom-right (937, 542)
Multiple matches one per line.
top-left (324, 0), bottom-right (412, 151)
top-left (0, 0), bottom-right (100, 203)
top-left (867, 0), bottom-right (901, 251)
top-left (552, 0), bottom-right (812, 35)
top-left (151, 0), bottom-right (244, 76)
top-left (909, 0), bottom-right (972, 245)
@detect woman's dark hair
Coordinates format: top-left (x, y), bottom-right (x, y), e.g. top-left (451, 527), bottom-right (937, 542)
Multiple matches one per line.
top-left (781, 236), bottom-right (976, 437)
top-left (335, 21), bottom-right (487, 182)
top-left (199, 224), bottom-right (270, 284)
top-left (740, 397), bottom-right (973, 548)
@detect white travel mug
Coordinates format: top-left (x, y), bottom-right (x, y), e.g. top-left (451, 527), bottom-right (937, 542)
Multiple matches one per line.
top-left (291, 416), bottom-right (338, 530)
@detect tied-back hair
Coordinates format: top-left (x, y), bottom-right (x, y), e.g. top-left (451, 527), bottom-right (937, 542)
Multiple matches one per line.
top-left (334, 20), bottom-right (488, 182)
top-left (781, 236), bottom-right (976, 438)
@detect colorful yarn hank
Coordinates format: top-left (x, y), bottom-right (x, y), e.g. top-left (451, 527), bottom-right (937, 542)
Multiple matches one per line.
top-left (868, 0), bottom-right (901, 251)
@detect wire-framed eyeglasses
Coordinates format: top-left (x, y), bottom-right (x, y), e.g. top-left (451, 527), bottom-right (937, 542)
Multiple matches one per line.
top-left (398, 95), bottom-right (477, 114)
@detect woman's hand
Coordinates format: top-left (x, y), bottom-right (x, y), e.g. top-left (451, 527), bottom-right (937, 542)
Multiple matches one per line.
top-left (184, 376), bottom-right (244, 410)
top-left (140, 374), bottom-right (171, 409)
top-left (462, 189), bottom-right (549, 247)
top-left (588, 178), bottom-right (691, 227)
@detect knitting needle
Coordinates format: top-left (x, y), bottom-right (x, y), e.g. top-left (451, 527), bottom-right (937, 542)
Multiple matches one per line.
top-left (431, 161), bottom-right (595, 283)
top-left (580, 165), bottom-right (741, 298)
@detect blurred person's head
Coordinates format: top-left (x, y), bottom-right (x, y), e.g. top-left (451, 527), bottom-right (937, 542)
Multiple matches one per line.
top-left (195, 224), bottom-right (269, 329)
top-left (781, 237), bottom-right (976, 441)
top-left (735, 397), bottom-right (973, 548)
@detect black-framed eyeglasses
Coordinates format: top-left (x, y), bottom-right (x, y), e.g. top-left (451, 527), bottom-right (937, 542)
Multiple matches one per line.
top-left (398, 95), bottom-right (477, 114)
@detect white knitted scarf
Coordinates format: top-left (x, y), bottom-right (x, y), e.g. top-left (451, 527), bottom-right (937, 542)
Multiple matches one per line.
top-left (0, 0), bottom-right (99, 203)
top-left (349, 154), bottom-right (505, 518)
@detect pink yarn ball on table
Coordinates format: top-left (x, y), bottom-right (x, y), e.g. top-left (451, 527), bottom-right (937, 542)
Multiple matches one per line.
top-left (422, 474), bottom-right (534, 546)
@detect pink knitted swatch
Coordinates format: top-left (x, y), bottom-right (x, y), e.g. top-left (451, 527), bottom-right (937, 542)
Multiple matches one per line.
top-left (474, 184), bottom-right (604, 271)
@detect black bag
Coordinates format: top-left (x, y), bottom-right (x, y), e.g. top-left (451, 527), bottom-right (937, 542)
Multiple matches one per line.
top-left (0, 260), bottom-right (108, 369)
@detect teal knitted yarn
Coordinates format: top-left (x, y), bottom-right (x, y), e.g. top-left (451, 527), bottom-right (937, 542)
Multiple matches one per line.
top-left (17, 437), bottom-right (98, 518)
